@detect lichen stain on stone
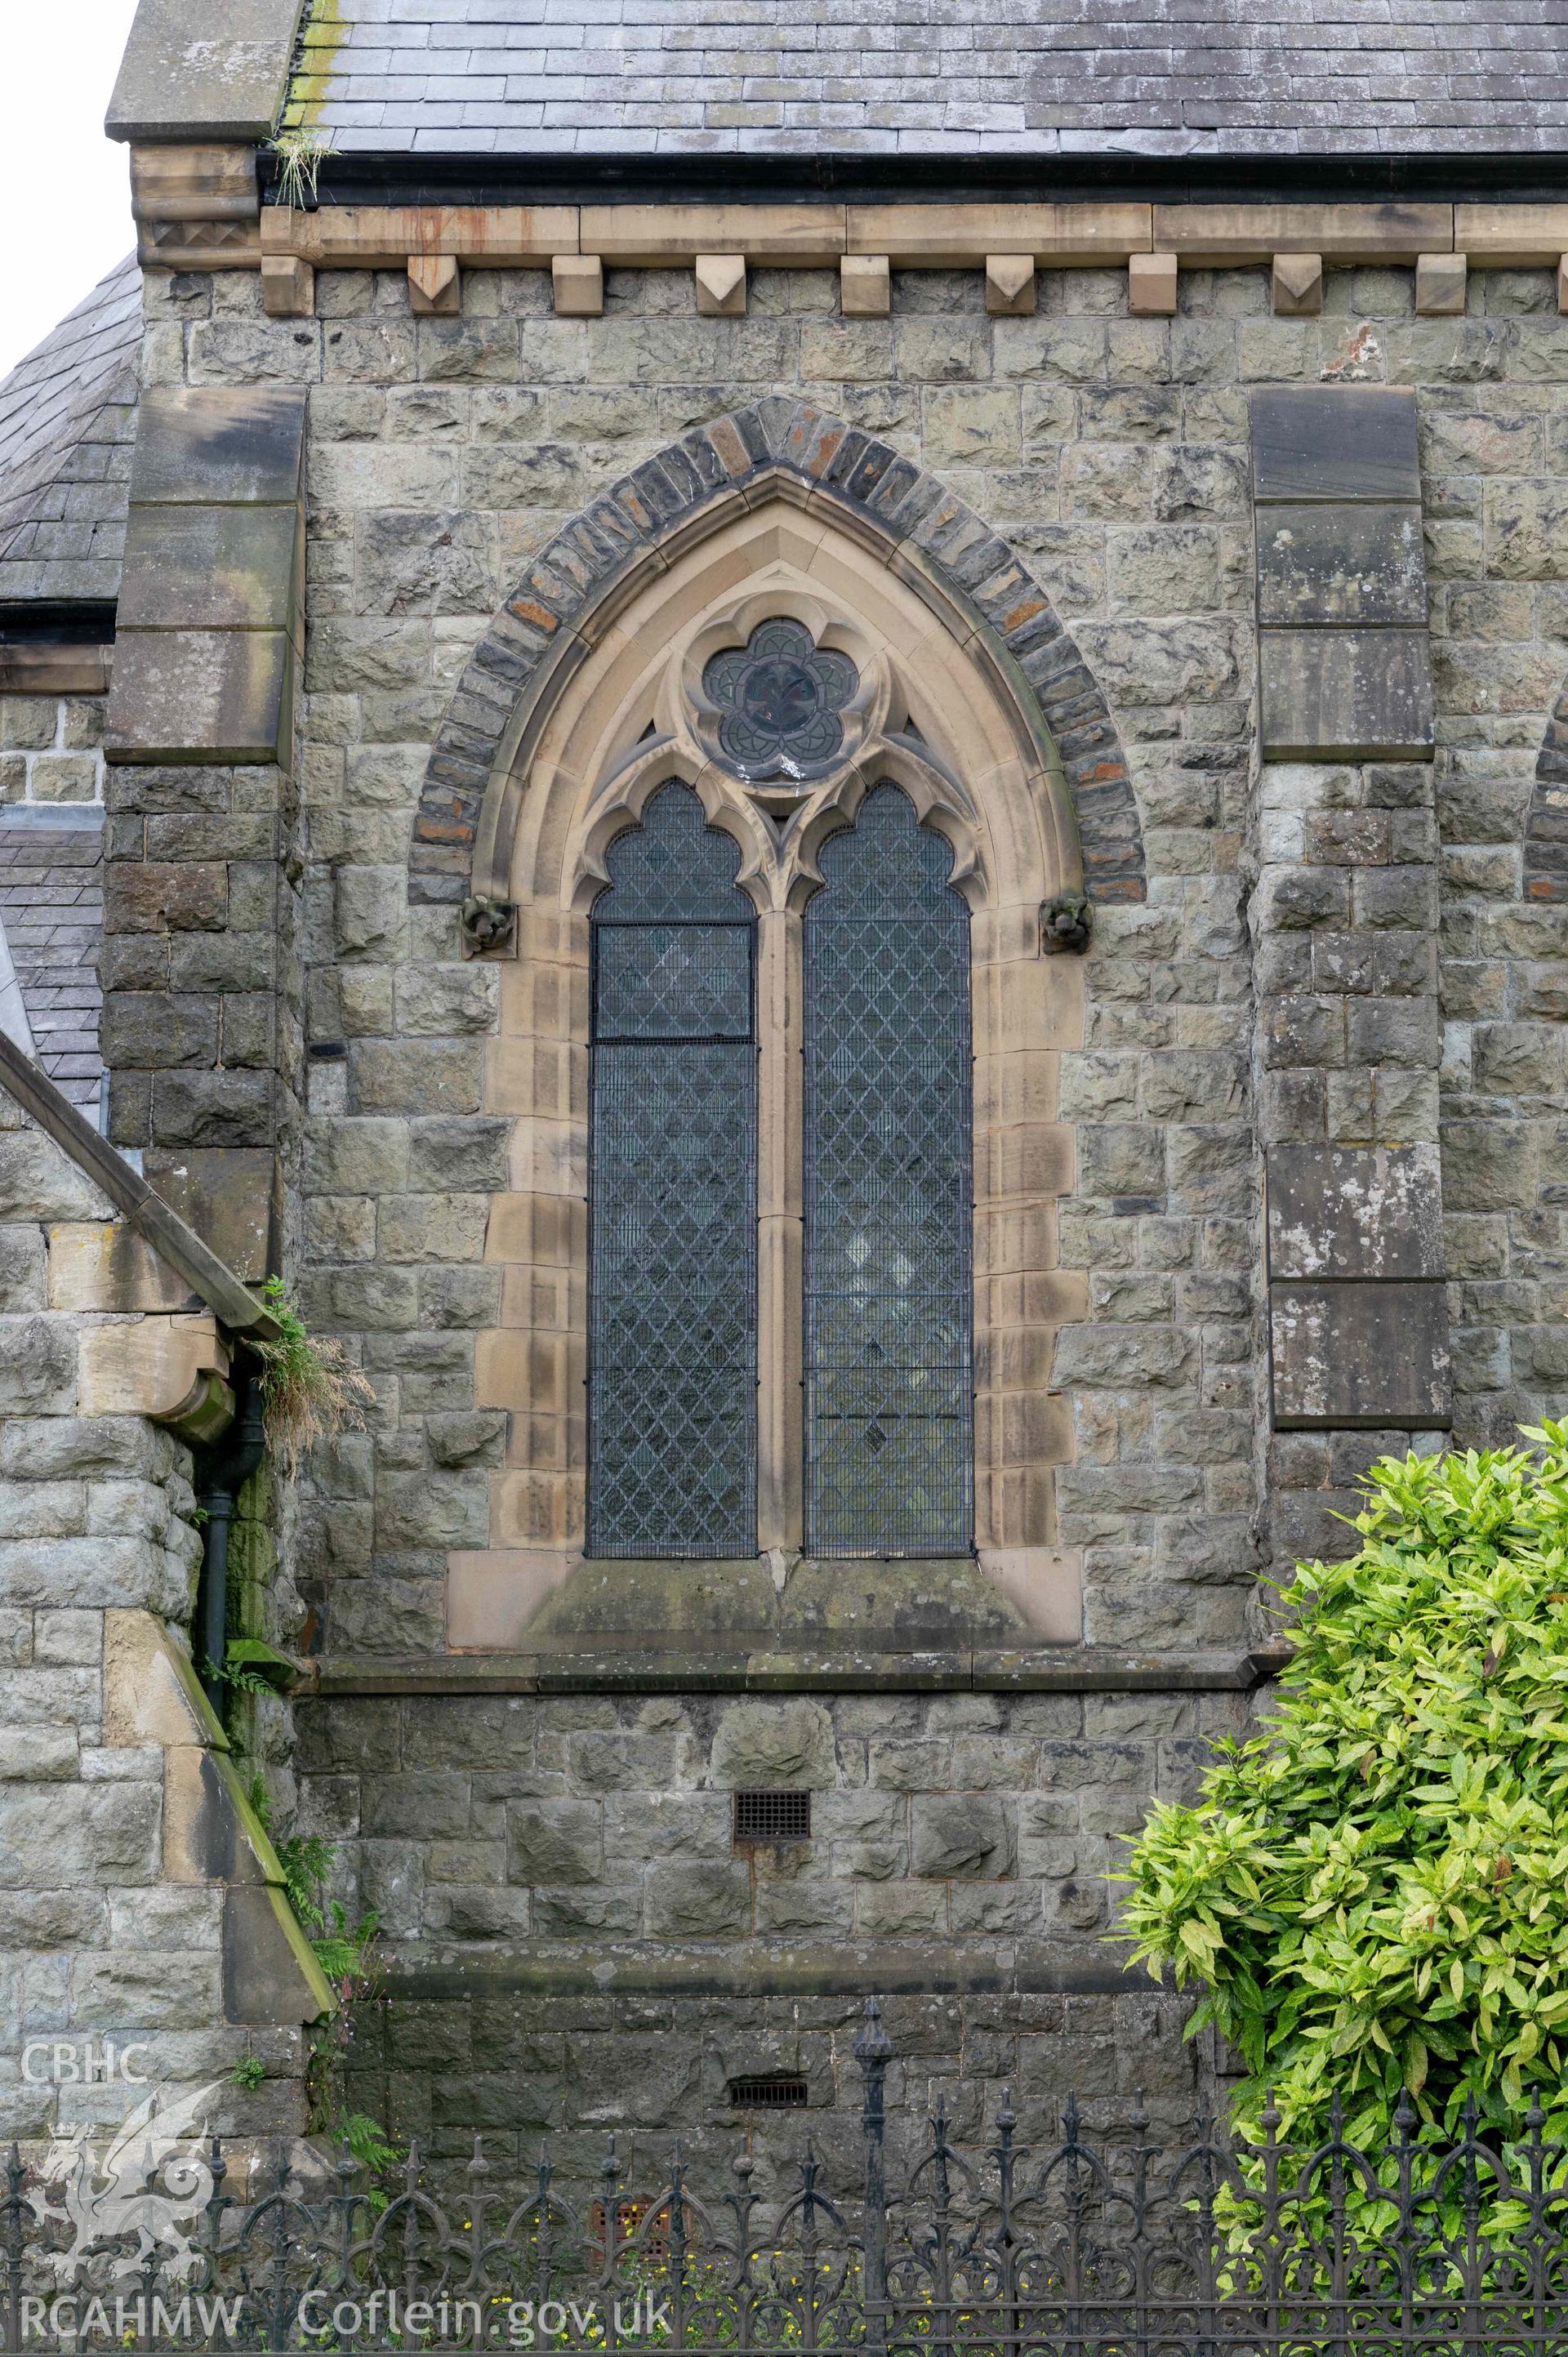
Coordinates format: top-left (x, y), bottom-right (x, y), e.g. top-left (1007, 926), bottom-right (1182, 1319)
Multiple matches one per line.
top-left (1275, 1295), bottom-right (1331, 1419)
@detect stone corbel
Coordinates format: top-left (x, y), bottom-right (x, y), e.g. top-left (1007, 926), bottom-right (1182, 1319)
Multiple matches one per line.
top-left (78, 1313), bottom-right (236, 1445)
top-left (409, 253), bottom-right (461, 314)
top-left (841, 256), bottom-right (890, 316)
top-left (129, 143), bottom-right (261, 270)
top-left (1040, 891), bottom-right (1093, 953)
top-left (1271, 252), bottom-right (1324, 314)
top-left (985, 254), bottom-right (1036, 315)
top-left (461, 893), bottom-right (519, 957)
top-left (1129, 252), bottom-right (1178, 314)
top-left (695, 253), bottom-right (746, 316)
top-left (553, 255), bottom-right (603, 316)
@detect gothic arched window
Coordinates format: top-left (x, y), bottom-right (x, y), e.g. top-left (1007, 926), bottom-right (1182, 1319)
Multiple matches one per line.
top-left (470, 519), bottom-right (1089, 1638)
top-left (587, 784), bottom-right (758, 1557)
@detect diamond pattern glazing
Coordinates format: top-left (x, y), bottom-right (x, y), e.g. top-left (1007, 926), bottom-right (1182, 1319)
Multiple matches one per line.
top-left (596, 925), bottom-right (751, 1040)
top-left (589, 785), bottom-right (757, 1557)
top-left (803, 785), bottom-right (973, 1557)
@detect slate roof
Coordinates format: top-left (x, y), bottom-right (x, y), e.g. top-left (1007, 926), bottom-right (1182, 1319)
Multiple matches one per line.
top-left (283, 0), bottom-right (1568, 158)
top-left (0, 825), bottom-right (105, 1111)
top-left (0, 255), bottom-right (141, 608)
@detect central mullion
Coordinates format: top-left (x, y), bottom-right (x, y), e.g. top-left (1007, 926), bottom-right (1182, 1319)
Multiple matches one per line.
top-left (756, 905), bottom-right (804, 1553)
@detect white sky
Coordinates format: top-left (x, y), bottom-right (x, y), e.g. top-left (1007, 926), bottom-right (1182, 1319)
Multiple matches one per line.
top-left (0, 2), bottom-right (142, 382)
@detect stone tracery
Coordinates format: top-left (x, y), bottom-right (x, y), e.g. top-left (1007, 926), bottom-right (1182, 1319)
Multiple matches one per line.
top-left (457, 492), bottom-right (1089, 1646)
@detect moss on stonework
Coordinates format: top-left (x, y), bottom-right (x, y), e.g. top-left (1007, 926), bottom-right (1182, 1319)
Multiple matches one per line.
top-left (227, 1459), bottom-right (278, 1645)
top-left (278, 0), bottom-right (345, 134)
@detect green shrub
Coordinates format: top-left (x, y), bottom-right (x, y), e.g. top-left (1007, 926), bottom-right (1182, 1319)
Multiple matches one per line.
top-left (1118, 1427), bottom-right (1568, 2157)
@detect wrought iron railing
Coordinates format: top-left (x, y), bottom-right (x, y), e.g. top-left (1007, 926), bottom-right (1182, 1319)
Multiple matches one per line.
top-left (5, 2000), bottom-right (1568, 2351)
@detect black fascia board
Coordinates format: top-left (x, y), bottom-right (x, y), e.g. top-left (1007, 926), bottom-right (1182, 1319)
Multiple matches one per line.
top-left (273, 147), bottom-right (1568, 211)
top-left (0, 601), bottom-right (117, 644)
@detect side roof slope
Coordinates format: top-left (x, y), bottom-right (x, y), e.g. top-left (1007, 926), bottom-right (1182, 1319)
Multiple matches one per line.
top-left (283, 0), bottom-right (1567, 159)
top-left (0, 253), bottom-right (140, 608)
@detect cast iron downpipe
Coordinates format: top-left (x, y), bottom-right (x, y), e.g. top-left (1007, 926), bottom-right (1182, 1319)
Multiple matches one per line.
top-left (196, 1362), bottom-right (267, 1714)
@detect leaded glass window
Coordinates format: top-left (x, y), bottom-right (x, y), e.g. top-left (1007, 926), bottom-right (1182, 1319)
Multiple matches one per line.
top-left (587, 785), bottom-right (757, 1557)
top-left (802, 785), bottom-right (974, 1557)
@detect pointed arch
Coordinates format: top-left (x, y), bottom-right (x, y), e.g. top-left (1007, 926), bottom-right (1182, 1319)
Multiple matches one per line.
top-left (450, 400), bottom-right (1104, 1650)
top-left (409, 398), bottom-right (1144, 912)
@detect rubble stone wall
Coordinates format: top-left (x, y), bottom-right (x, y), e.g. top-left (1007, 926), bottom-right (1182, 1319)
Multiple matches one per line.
top-left (115, 251), bottom-right (1568, 2160)
top-left (0, 1096), bottom-right (323, 2141)
top-left (0, 696), bottom-right (106, 809)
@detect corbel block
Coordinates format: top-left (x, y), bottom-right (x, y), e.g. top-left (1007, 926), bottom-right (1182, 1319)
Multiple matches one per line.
top-left (129, 143), bottom-right (261, 273)
top-left (129, 143), bottom-right (259, 224)
top-left (1559, 255), bottom-right (1568, 314)
top-left (260, 254), bottom-right (314, 317)
top-left (1415, 252), bottom-right (1467, 316)
top-left (1271, 252), bottom-right (1323, 315)
top-left (1128, 252), bottom-right (1178, 314)
top-left (408, 252), bottom-right (461, 314)
top-left (552, 252), bottom-right (603, 316)
top-left (78, 1312), bottom-right (234, 1441)
top-left (985, 253), bottom-right (1036, 315)
top-left (841, 253), bottom-right (890, 316)
top-left (695, 252), bottom-right (747, 315)
top-left (138, 218), bottom-right (261, 270)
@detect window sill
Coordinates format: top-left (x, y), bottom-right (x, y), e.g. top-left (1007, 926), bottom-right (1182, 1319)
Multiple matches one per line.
top-left (292, 1642), bottom-right (1292, 1699)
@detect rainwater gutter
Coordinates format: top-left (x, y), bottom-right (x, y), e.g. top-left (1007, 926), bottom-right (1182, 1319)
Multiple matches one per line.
top-left (196, 1366), bottom-right (268, 1716)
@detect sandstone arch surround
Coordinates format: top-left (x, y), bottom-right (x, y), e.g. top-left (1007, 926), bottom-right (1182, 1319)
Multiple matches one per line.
top-left (1528, 678), bottom-right (1568, 902)
top-left (417, 403), bottom-right (1147, 1661)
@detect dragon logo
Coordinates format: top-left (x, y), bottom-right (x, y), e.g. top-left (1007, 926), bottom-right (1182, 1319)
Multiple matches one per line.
top-left (26, 2082), bottom-right (221, 2291)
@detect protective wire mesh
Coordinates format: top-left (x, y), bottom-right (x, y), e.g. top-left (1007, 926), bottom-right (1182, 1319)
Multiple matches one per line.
top-left (803, 786), bottom-right (973, 1557)
top-left (727, 2075), bottom-right (809, 2109)
top-left (587, 786), bottom-right (757, 1557)
top-left (733, 1789), bottom-right (813, 1842)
